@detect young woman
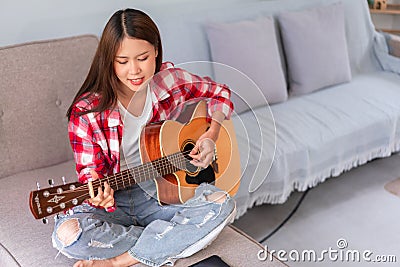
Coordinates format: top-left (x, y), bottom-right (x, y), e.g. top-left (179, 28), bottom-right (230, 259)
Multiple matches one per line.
top-left (52, 8), bottom-right (236, 267)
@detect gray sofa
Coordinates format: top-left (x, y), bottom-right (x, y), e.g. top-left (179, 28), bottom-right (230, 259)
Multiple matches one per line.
top-left (1, 0), bottom-right (400, 266)
top-left (0, 34), bottom-right (287, 267)
top-left (151, 0), bottom-right (400, 217)
top-left (0, 36), bottom-right (97, 267)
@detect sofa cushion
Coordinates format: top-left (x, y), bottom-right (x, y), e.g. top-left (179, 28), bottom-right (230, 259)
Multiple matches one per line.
top-left (0, 35), bottom-right (98, 179)
top-left (156, 0), bottom-right (378, 79)
top-left (205, 17), bottom-right (287, 112)
top-left (278, 2), bottom-right (352, 96)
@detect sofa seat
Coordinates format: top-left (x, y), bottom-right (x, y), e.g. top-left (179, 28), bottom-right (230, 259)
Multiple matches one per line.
top-left (233, 71), bottom-right (400, 216)
top-left (0, 160), bottom-right (77, 266)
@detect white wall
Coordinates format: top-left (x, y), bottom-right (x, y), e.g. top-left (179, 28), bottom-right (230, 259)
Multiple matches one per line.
top-left (0, 0), bottom-right (194, 47)
top-left (2, 0), bottom-right (399, 48)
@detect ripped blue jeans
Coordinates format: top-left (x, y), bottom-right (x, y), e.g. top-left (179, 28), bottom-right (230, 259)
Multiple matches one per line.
top-left (52, 182), bottom-right (236, 266)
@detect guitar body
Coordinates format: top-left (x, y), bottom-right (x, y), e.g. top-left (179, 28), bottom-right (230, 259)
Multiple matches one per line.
top-left (140, 101), bottom-right (241, 204)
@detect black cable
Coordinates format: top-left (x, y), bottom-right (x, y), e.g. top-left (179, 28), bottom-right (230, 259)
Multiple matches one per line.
top-left (258, 188), bottom-right (310, 244)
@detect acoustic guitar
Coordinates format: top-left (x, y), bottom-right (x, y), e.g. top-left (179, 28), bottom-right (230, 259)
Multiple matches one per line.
top-left (29, 101), bottom-right (241, 220)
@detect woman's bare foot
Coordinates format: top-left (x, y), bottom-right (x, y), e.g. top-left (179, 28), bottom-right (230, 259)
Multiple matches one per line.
top-left (73, 252), bottom-right (139, 267)
top-left (73, 259), bottom-right (112, 267)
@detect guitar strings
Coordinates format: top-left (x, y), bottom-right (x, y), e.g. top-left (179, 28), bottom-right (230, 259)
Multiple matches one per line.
top-left (88, 149), bottom-right (202, 191)
top-left (98, 152), bottom-right (193, 190)
top-left (68, 150), bottom-right (193, 193)
top-left (46, 151), bottom-right (198, 210)
top-left (45, 143), bottom-right (220, 216)
top-left (47, 152), bottom-right (191, 211)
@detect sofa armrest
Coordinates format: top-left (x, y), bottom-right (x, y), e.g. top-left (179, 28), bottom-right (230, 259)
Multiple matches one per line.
top-left (373, 31), bottom-right (400, 74)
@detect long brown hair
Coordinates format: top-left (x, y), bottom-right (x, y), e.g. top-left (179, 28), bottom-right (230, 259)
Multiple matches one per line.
top-left (66, 8), bottom-right (163, 119)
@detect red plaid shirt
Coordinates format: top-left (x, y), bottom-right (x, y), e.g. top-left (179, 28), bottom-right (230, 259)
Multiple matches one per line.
top-left (68, 62), bottom-right (234, 184)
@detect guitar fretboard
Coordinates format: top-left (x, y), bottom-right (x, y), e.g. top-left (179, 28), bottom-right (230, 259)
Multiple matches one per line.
top-left (100, 151), bottom-right (188, 191)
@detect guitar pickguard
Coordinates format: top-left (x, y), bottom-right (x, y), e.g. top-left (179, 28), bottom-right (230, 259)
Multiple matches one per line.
top-left (185, 165), bottom-right (215, 185)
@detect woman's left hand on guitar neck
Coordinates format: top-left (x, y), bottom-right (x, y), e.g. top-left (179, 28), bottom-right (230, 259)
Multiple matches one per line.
top-left (87, 170), bottom-right (116, 211)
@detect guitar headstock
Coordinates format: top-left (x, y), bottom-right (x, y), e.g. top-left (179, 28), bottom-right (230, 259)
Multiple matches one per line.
top-left (29, 180), bottom-right (86, 220)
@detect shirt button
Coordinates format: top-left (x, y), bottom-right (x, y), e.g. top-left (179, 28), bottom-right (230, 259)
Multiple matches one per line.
top-left (56, 99), bottom-right (62, 106)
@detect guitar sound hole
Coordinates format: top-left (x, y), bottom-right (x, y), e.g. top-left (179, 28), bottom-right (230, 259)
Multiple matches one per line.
top-left (182, 142), bottom-right (199, 175)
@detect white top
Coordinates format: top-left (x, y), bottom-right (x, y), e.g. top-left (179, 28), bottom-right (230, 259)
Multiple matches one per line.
top-left (118, 86), bottom-right (153, 171)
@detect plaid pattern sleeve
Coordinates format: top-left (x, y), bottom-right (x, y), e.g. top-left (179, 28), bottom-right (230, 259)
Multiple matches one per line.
top-left (68, 105), bottom-right (113, 184)
top-left (151, 64), bottom-right (234, 121)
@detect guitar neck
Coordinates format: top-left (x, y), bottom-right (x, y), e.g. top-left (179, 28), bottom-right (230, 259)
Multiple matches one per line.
top-left (102, 151), bottom-right (185, 191)
top-left (29, 151), bottom-right (188, 220)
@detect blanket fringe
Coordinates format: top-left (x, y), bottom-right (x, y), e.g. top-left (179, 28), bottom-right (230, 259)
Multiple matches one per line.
top-left (235, 141), bottom-right (400, 219)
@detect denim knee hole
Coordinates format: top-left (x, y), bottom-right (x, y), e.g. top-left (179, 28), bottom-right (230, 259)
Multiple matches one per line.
top-left (56, 218), bottom-right (81, 247)
top-left (205, 191), bottom-right (227, 204)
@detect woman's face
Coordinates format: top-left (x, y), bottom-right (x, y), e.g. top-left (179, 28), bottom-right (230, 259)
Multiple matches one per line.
top-left (114, 37), bottom-right (158, 95)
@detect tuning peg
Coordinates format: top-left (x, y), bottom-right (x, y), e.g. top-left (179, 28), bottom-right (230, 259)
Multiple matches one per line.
top-left (36, 182), bottom-right (40, 190)
top-left (62, 176), bottom-right (66, 185)
top-left (67, 209), bottom-right (74, 216)
top-left (48, 179), bottom-right (55, 187)
top-left (42, 217), bottom-right (49, 224)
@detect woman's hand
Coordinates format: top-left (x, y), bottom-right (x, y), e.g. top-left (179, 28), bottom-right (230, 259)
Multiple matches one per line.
top-left (189, 111), bottom-right (226, 168)
top-left (88, 170), bottom-right (115, 209)
top-left (189, 130), bottom-right (217, 168)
